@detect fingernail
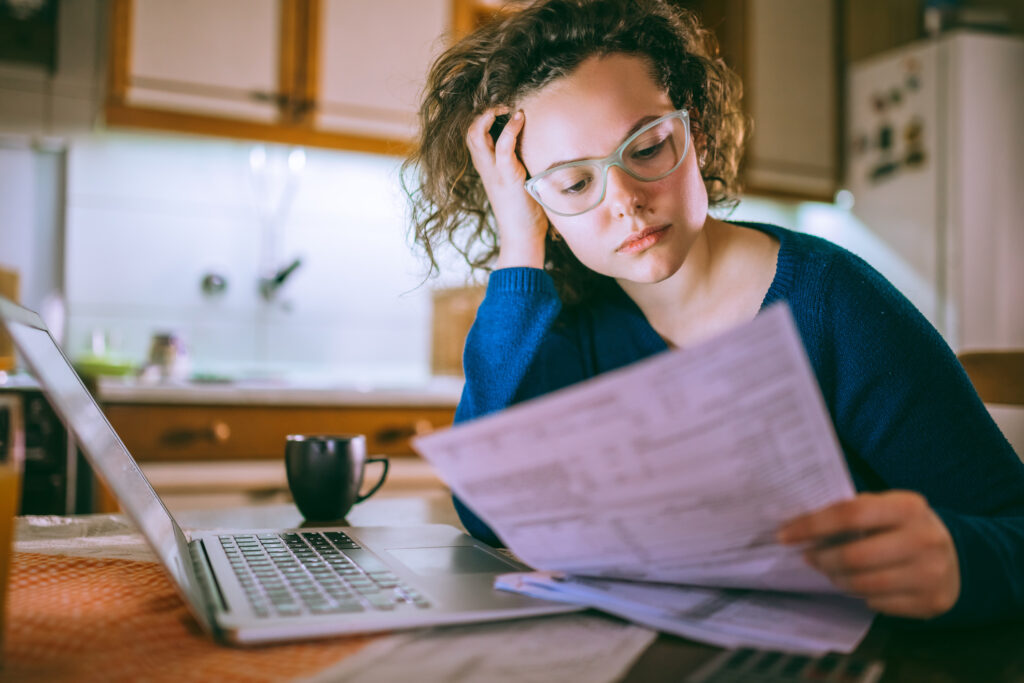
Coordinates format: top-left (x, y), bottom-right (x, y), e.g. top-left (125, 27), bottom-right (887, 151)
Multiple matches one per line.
top-left (513, 110), bottom-right (523, 120)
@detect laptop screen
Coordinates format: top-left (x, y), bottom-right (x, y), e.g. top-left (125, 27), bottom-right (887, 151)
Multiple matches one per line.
top-left (0, 297), bottom-right (208, 623)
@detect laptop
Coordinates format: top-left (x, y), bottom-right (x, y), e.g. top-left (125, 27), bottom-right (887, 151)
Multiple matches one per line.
top-left (0, 296), bottom-right (577, 645)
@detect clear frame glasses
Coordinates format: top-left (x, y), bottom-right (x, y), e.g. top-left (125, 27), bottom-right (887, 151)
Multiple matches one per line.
top-left (524, 109), bottom-right (690, 217)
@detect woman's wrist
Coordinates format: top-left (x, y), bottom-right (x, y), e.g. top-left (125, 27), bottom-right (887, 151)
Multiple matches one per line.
top-left (495, 239), bottom-right (546, 269)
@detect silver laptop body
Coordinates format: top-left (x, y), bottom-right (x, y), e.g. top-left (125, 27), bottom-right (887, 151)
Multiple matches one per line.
top-left (1, 296), bottom-right (576, 645)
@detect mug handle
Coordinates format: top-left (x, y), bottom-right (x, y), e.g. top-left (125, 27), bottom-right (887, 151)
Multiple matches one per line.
top-left (357, 456), bottom-right (389, 502)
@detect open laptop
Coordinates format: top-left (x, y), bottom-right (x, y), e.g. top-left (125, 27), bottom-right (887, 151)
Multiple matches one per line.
top-left (0, 296), bottom-right (577, 645)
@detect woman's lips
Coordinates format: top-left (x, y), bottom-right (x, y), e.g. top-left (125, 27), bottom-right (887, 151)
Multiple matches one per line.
top-left (617, 224), bottom-right (671, 253)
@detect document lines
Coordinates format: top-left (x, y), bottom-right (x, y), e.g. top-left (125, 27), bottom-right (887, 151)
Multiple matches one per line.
top-left (414, 304), bottom-right (875, 653)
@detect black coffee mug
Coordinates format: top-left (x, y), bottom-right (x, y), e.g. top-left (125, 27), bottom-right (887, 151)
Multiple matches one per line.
top-left (285, 434), bottom-right (389, 522)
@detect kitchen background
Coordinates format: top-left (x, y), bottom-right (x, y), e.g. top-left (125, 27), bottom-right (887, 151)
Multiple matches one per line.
top-left (1, 0), bottom-right (1022, 512)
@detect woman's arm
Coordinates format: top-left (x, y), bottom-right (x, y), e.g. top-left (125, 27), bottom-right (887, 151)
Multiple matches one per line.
top-left (783, 250), bottom-right (1024, 624)
top-left (452, 267), bottom-right (589, 545)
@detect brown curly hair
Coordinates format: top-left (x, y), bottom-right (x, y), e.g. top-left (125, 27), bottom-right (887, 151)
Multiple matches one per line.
top-left (402, 0), bottom-right (746, 304)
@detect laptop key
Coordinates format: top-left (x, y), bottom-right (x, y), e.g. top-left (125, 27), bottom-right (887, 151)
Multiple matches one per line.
top-left (327, 601), bottom-right (366, 613)
top-left (365, 594), bottom-right (397, 610)
top-left (275, 604), bottom-right (303, 617)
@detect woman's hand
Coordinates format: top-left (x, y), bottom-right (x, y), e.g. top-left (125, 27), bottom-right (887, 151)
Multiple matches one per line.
top-left (776, 490), bottom-right (960, 619)
top-left (465, 108), bottom-right (549, 269)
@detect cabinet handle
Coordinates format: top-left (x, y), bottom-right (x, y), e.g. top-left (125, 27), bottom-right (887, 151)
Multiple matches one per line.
top-left (374, 419), bottom-right (434, 445)
top-left (160, 421), bottom-right (232, 447)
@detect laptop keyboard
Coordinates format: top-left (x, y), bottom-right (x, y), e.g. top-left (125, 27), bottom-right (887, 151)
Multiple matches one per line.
top-left (218, 531), bottom-right (432, 618)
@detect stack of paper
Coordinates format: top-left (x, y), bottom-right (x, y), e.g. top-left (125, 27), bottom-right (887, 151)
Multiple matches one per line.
top-left (413, 305), bottom-right (876, 654)
top-left (494, 572), bottom-right (873, 654)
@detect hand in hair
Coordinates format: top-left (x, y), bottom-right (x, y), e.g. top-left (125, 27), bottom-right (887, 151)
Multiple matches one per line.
top-left (466, 108), bottom-right (549, 269)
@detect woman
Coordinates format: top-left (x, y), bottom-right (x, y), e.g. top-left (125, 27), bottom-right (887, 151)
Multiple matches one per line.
top-left (402, 0), bottom-right (1024, 625)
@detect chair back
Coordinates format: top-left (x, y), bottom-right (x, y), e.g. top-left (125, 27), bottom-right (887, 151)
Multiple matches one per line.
top-left (957, 351), bottom-right (1024, 406)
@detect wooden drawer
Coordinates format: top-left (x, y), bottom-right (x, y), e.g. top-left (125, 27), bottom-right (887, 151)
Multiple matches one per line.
top-left (102, 403), bottom-right (455, 462)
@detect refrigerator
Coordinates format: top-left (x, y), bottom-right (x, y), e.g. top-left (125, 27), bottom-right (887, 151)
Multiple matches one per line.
top-left (845, 30), bottom-right (1024, 352)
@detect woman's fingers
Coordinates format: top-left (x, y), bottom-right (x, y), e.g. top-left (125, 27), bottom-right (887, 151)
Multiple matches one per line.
top-left (777, 491), bottom-right (926, 545)
top-left (464, 106), bottom-right (548, 269)
top-left (778, 491), bottom-right (961, 619)
top-left (864, 592), bottom-right (956, 619)
top-left (494, 110), bottom-right (525, 170)
top-left (805, 528), bottom-right (912, 574)
top-left (466, 109), bottom-right (498, 159)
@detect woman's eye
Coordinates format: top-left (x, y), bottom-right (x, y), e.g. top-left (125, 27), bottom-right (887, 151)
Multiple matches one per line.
top-left (631, 139), bottom-right (666, 160)
top-left (561, 177), bottom-right (591, 195)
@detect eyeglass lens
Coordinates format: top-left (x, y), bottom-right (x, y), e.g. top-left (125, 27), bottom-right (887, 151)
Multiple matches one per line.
top-left (531, 115), bottom-right (688, 216)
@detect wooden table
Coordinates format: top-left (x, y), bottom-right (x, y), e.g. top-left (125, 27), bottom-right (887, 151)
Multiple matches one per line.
top-left (17, 494), bottom-right (1024, 682)
top-left (174, 495), bottom-right (1024, 683)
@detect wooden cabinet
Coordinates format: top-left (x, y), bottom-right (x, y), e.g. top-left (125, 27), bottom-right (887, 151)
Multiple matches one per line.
top-left (105, 0), bottom-right (451, 155)
top-left (742, 0), bottom-right (840, 200)
top-left (680, 0), bottom-right (841, 201)
top-left (111, 0), bottom-right (283, 124)
top-left (102, 402), bottom-right (455, 462)
top-left (314, 0), bottom-right (450, 141)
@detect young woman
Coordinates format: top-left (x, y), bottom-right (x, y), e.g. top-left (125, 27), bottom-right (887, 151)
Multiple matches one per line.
top-left (402, 0), bottom-right (1024, 626)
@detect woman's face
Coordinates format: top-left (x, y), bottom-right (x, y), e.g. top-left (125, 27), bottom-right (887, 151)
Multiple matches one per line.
top-left (518, 53), bottom-right (709, 284)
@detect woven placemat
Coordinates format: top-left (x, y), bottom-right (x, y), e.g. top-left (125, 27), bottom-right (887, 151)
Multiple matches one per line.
top-left (3, 552), bottom-right (377, 682)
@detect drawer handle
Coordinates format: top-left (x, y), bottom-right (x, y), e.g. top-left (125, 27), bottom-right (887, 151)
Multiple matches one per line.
top-left (374, 419), bottom-right (434, 444)
top-left (160, 420), bottom-right (232, 447)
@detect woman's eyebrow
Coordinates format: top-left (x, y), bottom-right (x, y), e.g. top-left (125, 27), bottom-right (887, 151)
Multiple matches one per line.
top-left (541, 114), bottom-right (662, 172)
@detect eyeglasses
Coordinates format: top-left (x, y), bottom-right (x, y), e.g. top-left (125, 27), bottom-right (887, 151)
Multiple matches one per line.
top-left (524, 109), bottom-right (690, 217)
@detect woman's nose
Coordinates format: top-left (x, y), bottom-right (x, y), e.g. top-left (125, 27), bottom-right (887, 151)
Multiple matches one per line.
top-left (604, 165), bottom-right (647, 217)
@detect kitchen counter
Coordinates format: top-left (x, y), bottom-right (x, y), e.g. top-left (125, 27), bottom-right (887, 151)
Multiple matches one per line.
top-left (96, 375), bottom-right (464, 407)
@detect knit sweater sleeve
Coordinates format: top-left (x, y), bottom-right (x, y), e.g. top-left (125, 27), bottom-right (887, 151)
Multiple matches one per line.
top-left (451, 267), bottom-right (589, 545)
top-left (822, 250), bottom-right (1024, 625)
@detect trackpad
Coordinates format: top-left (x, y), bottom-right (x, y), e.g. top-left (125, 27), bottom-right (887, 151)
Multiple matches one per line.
top-left (387, 547), bottom-right (518, 575)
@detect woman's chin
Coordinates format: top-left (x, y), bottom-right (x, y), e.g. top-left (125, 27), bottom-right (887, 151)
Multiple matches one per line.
top-left (615, 257), bottom-right (684, 286)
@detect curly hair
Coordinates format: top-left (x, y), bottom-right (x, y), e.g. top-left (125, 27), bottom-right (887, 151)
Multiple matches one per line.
top-left (402, 0), bottom-right (746, 304)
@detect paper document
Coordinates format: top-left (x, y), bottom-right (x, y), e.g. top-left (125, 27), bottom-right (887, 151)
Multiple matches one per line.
top-left (494, 573), bottom-right (874, 655)
top-left (414, 304), bottom-right (857, 593)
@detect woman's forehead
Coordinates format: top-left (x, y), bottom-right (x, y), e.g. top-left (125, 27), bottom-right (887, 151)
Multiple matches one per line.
top-left (517, 54), bottom-right (674, 169)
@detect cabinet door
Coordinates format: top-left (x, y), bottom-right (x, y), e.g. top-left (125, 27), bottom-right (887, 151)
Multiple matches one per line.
top-left (315, 0), bottom-right (451, 140)
top-left (102, 403), bottom-right (456, 461)
top-left (743, 0), bottom-right (839, 200)
top-left (117, 0), bottom-right (284, 123)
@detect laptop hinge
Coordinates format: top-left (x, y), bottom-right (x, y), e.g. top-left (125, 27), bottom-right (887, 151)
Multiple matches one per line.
top-left (190, 539), bottom-right (228, 636)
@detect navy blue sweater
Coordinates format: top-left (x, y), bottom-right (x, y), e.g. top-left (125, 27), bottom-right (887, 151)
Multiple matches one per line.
top-left (452, 222), bottom-right (1024, 626)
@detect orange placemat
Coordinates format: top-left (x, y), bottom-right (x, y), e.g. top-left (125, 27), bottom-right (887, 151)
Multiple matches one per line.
top-left (3, 552), bottom-right (377, 682)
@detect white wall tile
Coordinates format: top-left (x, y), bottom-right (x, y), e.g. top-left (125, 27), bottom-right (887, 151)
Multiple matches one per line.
top-left (64, 132), bottom-right (436, 382)
top-left (65, 205), bottom-right (261, 313)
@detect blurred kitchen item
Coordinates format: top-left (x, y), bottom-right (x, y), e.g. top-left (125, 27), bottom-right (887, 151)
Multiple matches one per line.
top-left (249, 145), bottom-right (305, 307)
top-left (258, 256), bottom-right (302, 301)
top-left (845, 31), bottom-right (1024, 350)
top-left (284, 434), bottom-right (389, 522)
top-left (140, 332), bottom-right (191, 382)
top-left (200, 272), bottom-right (228, 297)
top-left (0, 267), bottom-right (19, 371)
top-left (430, 285), bottom-right (485, 376)
top-left (76, 328), bottom-right (135, 379)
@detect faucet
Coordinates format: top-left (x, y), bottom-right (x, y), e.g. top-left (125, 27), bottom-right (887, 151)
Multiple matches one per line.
top-left (259, 257), bottom-right (303, 301)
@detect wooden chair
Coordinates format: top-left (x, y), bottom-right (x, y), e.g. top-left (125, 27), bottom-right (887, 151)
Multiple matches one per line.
top-left (957, 351), bottom-right (1024, 406)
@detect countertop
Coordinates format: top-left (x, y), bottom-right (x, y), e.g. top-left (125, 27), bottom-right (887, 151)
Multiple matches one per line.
top-left (95, 375), bottom-right (464, 407)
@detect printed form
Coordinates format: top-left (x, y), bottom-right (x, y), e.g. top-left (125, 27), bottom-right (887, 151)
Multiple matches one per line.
top-left (414, 304), bottom-right (856, 592)
top-left (414, 305), bottom-right (876, 652)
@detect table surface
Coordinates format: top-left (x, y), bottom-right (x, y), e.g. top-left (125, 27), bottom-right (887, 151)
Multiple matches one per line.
top-left (21, 495), bottom-right (1024, 682)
